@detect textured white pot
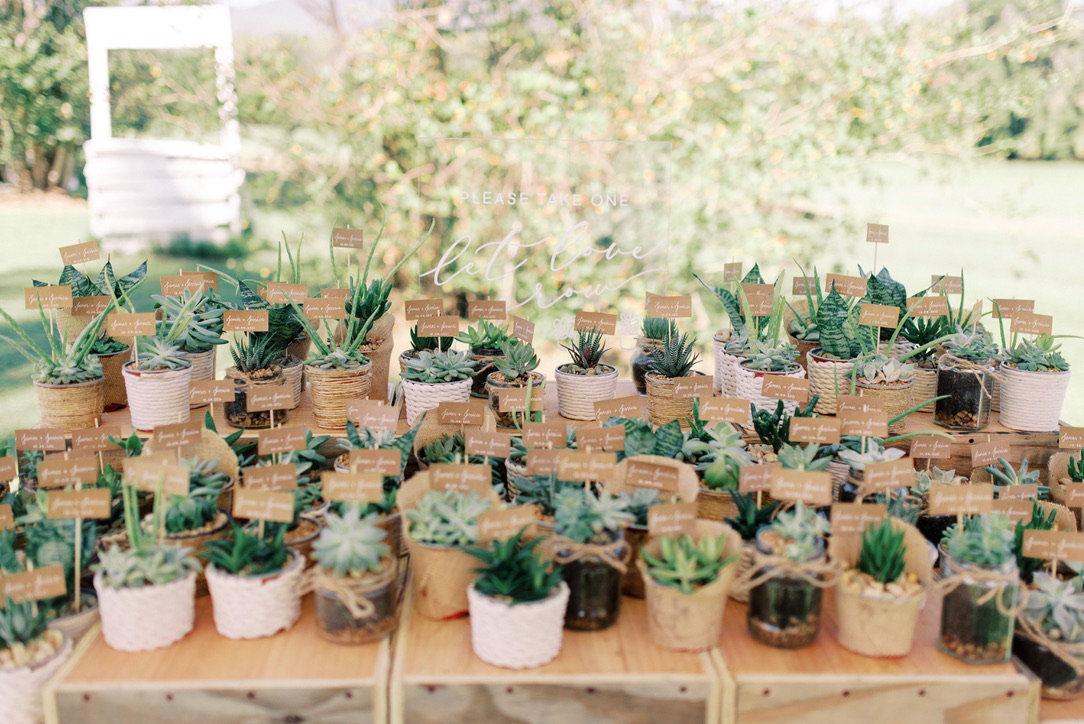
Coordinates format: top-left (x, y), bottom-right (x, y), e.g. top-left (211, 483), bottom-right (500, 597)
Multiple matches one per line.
top-left (205, 552), bottom-right (304, 639)
top-left (94, 570), bottom-right (196, 652)
top-left (467, 581), bottom-right (569, 669)
top-left (401, 377), bottom-right (473, 425)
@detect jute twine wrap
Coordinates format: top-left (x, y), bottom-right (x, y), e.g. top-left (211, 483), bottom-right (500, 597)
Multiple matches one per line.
top-left (712, 330), bottom-right (732, 395)
top-left (97, 346), bottom-right (131, 409)
top-left (997, 362), bottom-right (1071, 432)
top-left (555, 364), bottom-right (618, 420)
top-left (94, 570), bottom-right (196, 652)
top-left (645, 372), bottom-right (698, 428)
top-left (935, 564), bottom-right (1021, 621)
top-left (505, 458), bottom-right (527, 497)
top-left (55, 308), bottom-right (91, 344)
top-left (549, 534), bottom-right (630, 575)
top-left (205, 552), bottom-right (305, 639)
top-left (734, 363), bottom-right (806, 417)
top-left (183, 348), bottom-right (216, 407)
top-left (696, 487), bottom-right (739, 522)
top-left (34, 377), bottom-right (104, 432)
top-left (728, 542), bottom-right (757, 603)
top-left (468, 581), bottom-right (570, 669)
top-left (1016, 610), bottom-right (1084, 678)
top-left (281, 356), bottom-right (304, 409)
top-left (912, 366), bottom-right (938, 413)
top-left (122, 361), bottom-right (192, 431)
top-left (305, 361), bottom-right (372, 430)
top-left (0, 631), bottom-right (72, 724)
top-left (806, 351), bottom-right (855, 415)
top-left (300, 559), bottom-right (396, 620)
top-left (730, 550), bottom-right (842, 597)
top-left (401, 377), bottom-right (473, 425)
top-left (856, 379), bottom-right (913, 434)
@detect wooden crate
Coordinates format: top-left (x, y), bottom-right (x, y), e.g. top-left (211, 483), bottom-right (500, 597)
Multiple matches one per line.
top-left (389, 585), bottom-right (721, 724)
top-left (713, 590), bottom-right (1037, 724)
top-left (43, 596), bottom-right (390, 724)
top-left (1040, 698), bottom-right (1084, 722)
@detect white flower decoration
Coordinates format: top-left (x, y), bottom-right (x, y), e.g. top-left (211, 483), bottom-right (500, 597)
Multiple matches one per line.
top-left (551, 316), bottom-right (576, 342)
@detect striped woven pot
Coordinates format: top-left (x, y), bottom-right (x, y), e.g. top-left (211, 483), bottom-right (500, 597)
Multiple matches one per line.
top-left (122, 361), bottom-right (192, 431)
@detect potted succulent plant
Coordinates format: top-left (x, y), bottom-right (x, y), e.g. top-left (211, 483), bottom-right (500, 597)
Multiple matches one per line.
top-left (783, 263), bottom-right (823, 370)
top-left (485, 339), bottom-right (545, 429)
top-left (401, 349), bottom-right (477, 424)
top-left (735, 341), bottom-right (804, 416)
top-left (998, 334), bottom-right (1071, 432)
top-left (202, 523), bottom-right (305, 639)
top-left (615, 488), bottom-right (661, 598)
top-left (1014, 569), bottom-right (1084, 701)
top-left (552, 488), bottom-right (634, 631)
top-left (853, 354), bottom-right (914, 434)
top-left (224, 333), bottom-right (287, 429)
top-left (985, 457), bottom-right (1048, 500)
top-left (404, 487), bottom-right (493, 619)
top-left (934, 326), bottom-right (999, 430)
top-left (92, 480), bottom-right (200, 651)
top-left (746, 501), bottom-right (832, 649)
top-left (307, 506), bottom-right (398, 645)
top-left (938, 513), bottom-right (1019, 664)
top-left (33, 258), bottom-right (147, 343)
top-left (832, 517), bottom-right (929, 657)
top-left (633, 317), bottom-right (677, 395)
top-left (723, 492), bottom-right (781, 603)
top-left (638, 520), bottom-right (741, 651)
top-left (0, 299), bottom-right (113, 431)
top-left (804, 286), bottom-right (866, 414)
top-left (90, 335), bottom-right (131, 411)
top-left (399, 323), bottom-right (454, 373)
top-left (153, 288), bottom-right (229, 402)
top-left (644, 330), bottom-right (702, 427)
top-left (0, 595), bottom-right (72, 724)
top-left (683, 413), bottom-right (752, 521)
top-left (555, 328), bottom-right (619, 419)
top-left (465, 528), bottom-right (569, 668)
top-left (457, 318), bottom-right (514, 397)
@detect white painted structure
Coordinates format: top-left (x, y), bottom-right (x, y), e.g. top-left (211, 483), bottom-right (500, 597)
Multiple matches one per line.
top-left (83, 6), bottom-right (243, 249)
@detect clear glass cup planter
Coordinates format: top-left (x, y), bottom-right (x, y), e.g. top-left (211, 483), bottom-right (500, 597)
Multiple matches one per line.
top-left (938, 555), bottom-right (1018, 664)
top-left (746, 529), bottom-right (825, 649)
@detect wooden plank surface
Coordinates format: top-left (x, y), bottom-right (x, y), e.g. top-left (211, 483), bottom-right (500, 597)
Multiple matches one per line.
top-left (1040, 698), bottom-right (1084, 723)
top-left (391, 582), bottom-right (719, 724)
top-left (715, 590), bottom-right (1036, 724)
top-left (46, 595), bottom-right (388, 723)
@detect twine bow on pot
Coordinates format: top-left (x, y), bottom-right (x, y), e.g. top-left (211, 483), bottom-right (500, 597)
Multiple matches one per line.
top-left (548, 535), bottom-right (629, 574)
top-left (934, 567), bottom-right (1024, 618)
top-left (300, 567), bottom-right (389, 619)
top-left (729, 549), bottom-right (843, 597)
top-left (938, 353), bottom-right (1004, 398)
top-left (1014, 608), bottom-right (1084, 678)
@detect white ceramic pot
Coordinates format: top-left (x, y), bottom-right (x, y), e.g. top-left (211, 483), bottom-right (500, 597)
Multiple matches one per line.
top-left (94, 570), bottom-right (196, 652)
top-left (205, 552), bottom-right (305, 639)
top-left (467, 581), bottom-right (569, 669)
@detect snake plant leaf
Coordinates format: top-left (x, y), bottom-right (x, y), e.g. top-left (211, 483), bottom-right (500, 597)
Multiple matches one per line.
top-left (623, 420), bottom-right (658, 458)
top-left (816, 286), bottom-right (855, 359)
top-left (115, 260), bottom-right (148, 295)
top-left (654, 420), bottom-right (684, 458)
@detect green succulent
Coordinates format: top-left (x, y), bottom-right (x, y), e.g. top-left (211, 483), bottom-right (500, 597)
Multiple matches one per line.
top-left (311, 507), bottom-right (390, 577)
top-left (618, 488), bottom-right (661, 527)
top-left (943, 514), bottom-right (1016, 569)
top-left (985, 457), bottom-right (1047, 499)
top-left (409, 324), bottom-right (453, 353)
top-left (642, 532), bottom-right (738, 594)
top-left (406, 489), bottom-right (492, 547)
top-left (871, 490), bottom-right (923, 525)
top-left (1068, 449), bottom-right (1084, 483)
top-left (856, 354), bottom-right (914, 384)
top-left (1022, 571), bottom-right (1084, 643)
top-left (230, 333), bottom-right (282, 376)
top-left (307, 348), bottom-right (371, 370)
top-left (765, 501), bottom-right (830, 562)
top-left (649, 331), bottom-right (700, 379)
top-left (509, 474), bottom-right (585, 516)
top-left (815, 286), bottom-right (865, 360)
top-left (682, 421), bottom-right (751, 490)
top-left (784, 262), bottom-right (821, 342)
top-left (750, 397), bottom-right (819, 454)
top-left (416, 431), bottom-right (504, 496)
top-left (338, 418), bottom-right (421, 480)
top-left (724, 491), bottom-right (781, 541)
top-left (90, 336), bottom-right (129, 356)
top-left (402, 349), bottom-right (477, 383)
top-left (899, 314), bottom-right (948, 362)
top-left (944, 325), bottom-right (998, 362)
top-left (493, 340), bottom-right (540, 380)
top-left (742, 341), bottom-right (798, 372)
top-left (561, 328), bottom-right (609, 373)
top-left (154, 289), bottom-right (228, 353)
top-left (553, 488), bottom-right (633, 544)
top-left (911, 466), bottom-right (959, 497)
top-left (610, 418), bottom-right (683, 459)
top-left (0, 597), bottom-right (48, 650)
top-left (777, 443), bottom-right (831, 472)
top-left (93, 544), bottom-right (201, 589)
top-left (466, 528), bottom-right (565, 605)
top-left (641, 316), bottom-right (677, 341)
top-left (1005, 335), bottom-right (1069, 372)
top-left (837, 442), bottom-right (906, 473)
top-left (856, 518), bottom-right (907, 584)
top-left (201, 522), bottom-right (290, 576)
top-left (137, 336), bottom-right (190, 371)
top-left (1013, 500), bottom-right (1058, 584)
top-left (0, 294), bottom-right (113, 385)
top-left (35, 259), bottom-right (147, 300)
top-left (457, 319), bottom-right (513, 351)
top-left (693, 263), bottom-right (768, 336)
top-left (330, 492), bottom-right (399, 519)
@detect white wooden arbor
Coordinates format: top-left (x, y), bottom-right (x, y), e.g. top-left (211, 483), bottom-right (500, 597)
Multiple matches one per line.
top-left (83, 5), bottom-right (243, 249)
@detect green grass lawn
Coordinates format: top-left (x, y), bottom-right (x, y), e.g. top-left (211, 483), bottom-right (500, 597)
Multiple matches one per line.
top-left (1, 155), bottom-right (1082, 433)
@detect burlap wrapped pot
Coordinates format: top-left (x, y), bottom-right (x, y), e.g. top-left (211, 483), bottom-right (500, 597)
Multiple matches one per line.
top-left (856, 379), bottom-right (914, 434)
top-left (638, 520), bottom-right (743, 651)
top-left (122, 360), bottom-right (192, 431)
top-left (205, 551), bottom-right (305, 639)
top-left (0, 630), bottom-right (72, 724)
top-left (468, 580), bottom-right (570, 668)
top-left (911, 364), bottom-right (939, 413)
top-left (645, 371), bottom-right (702, 428)
top-left (734, 362), bottom-right (806, 417)
top-left (94, 570), bottom-right (196, 651)
top-left (360, 313), bottom-right (395, 402)
top-left (806, 350), bottom-right (855, 415)
top-left (401, 376), bottom-right (473, 425)
top-left (305, 360), bottom-right (372, 430)
top-left (998, 363), bottom-right (1071, 432)
top-left (182, 347), bottom-right (216, 408)
top-left (34, 376), bottom-right (104, 432)
top-left (97, 345), bottom-right (131, 410)
top-left (555, 364), bottom-right (618, 420)
top-left (281, 355), bottom-right (304, 409)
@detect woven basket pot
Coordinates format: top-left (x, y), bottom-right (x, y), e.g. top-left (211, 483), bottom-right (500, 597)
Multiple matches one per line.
top-left (990, 377), bottom-right (1002, 412)
top-left (998, 363), bottom-right (1070, 432)
top-left (402, 376), bottom-right (473, 425)
top-left (729, 542), bottom-right (757, 603)
top-left (0, 631), bottom-right (72, 724)
top-left (404, 536), bottom-right (479, 620)
top-left (696, 486), bottom-right (739, 522)
top-left (34, 376), bottom-right (104, 432)
top-left (94, 570), bottom-right (196, 652)
top-left (555, 363), bottom-right (618, 420)
top-left (486, 371), bottom-right (546, 429)
top-left (645, 371), bottom-right (704, 428)
top-left (718, 348), bottom-right (747, 398)
top-left (856, 379), bottom-right (914, 434)
top-left (639, 520), bottom-right (742, 651)
top-left (787, 334), bottom-right (820, 372)
top-left (97, 345), bottom-right (131, 410)
top-left (123, 361), bottom-right (192, 431)
top-left (468, 580), bottom-right (570, 669)
top-left (912, 364), bottom-right (938, 413)
top-left (711, 330), bottom-right (732, 395)
top-left (806, 350), bottom-right (856, 415)
top-left (286, 333), bottom-right (311, 361)
top-left (827, 459), bottom-right (851, 501)
top-left (734, 362), bottom-right (807, 417)
top-left (182, 347), bottom-right (216, 408)
top-left (205, 551), bottom-right (305, 639)
top-left (305, 361), bottom-right (372, 431)
top-left (281, 355), bottom-right (304, 409)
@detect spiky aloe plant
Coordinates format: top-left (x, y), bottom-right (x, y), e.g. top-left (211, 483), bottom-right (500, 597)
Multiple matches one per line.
top-left (137, 336), bottom-right (190, 371)
top-left (649, 331), bottom-right (700, 378)
top-left (560, 328), bottom-right (609, 374)
top-left (409, 324), bottom-right (453, 353)
top-left (230, 333), bottom-right (282, 377)
top-left (1067, 449), bottom-right (1084, 483)
top-left (856, 518), bottom-right (907, 584)
top-left (466, 528), bottom-right (564, 604)
top-left (641, 316), bottom-right (677, 341)
top-left (0, 296), bottom-right (114, 384)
